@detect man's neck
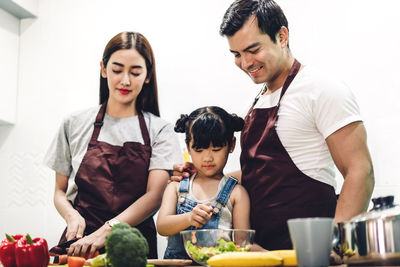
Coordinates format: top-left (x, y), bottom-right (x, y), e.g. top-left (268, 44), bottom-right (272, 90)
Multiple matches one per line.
top-left (263, 56), bottom-right (295, 95)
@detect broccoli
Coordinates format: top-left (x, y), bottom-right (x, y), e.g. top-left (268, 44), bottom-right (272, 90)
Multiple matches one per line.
top-left (110, 222), bottom-right (131, 231)
top-left (105, 223), bottom-right (149, 267)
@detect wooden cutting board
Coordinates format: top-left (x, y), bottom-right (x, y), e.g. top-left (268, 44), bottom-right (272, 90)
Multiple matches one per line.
top-left (147, 259), bottom-right (193, 266)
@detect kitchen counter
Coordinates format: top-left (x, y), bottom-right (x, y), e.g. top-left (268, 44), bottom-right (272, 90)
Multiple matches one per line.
top-left (182, 266), bottom-right (400, 267)
top-left (161, 266), bottom-right (347, 267)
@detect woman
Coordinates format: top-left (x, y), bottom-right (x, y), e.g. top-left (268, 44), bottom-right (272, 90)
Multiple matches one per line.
top-left (45, 31), bottom-right (181, 259)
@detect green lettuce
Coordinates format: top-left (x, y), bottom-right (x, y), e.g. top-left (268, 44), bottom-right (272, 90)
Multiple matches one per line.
top-left (185, 238), bottom-right (249, 263)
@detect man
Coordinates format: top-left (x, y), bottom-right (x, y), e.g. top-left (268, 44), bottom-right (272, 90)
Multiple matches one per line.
top-left (172, 0), bottom-right (374, 250)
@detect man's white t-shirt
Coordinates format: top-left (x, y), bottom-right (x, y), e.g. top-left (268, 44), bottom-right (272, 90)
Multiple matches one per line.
top-left (253, 65), bottom-right (362, 189)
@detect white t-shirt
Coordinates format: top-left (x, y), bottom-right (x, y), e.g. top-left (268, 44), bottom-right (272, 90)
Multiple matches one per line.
top-left (253, 66), bottom-right (362, 189)
top-left (44, 105), bottom-right (182, 201)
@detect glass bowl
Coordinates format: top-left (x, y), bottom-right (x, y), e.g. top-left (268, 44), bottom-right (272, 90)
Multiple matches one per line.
top-left (180, 229), bottom-right (255, 266)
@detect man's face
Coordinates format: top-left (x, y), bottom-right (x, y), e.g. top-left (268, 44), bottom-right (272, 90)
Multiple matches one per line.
top-left (227, 15), bottom-right (286, 85)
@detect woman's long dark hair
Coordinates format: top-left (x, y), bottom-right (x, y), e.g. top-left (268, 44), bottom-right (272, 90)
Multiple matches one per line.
top-left (99, 32), bottom-right (160, 116)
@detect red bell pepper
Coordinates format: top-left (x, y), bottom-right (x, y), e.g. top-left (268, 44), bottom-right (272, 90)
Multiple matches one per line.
top-left (15, 234), bottom-right (49, 267)
top-left (0, 234), bottom-right (23, 267)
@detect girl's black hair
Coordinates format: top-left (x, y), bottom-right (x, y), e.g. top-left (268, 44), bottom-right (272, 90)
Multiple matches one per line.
top-left (175, 106), bottom-right (244, 149)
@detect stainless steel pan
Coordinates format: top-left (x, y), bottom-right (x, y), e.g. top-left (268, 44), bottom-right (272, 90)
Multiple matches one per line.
top-left (337, 196), bottom-right (400, 266)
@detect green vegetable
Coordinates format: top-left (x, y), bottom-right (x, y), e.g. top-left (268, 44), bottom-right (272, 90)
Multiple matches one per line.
top-left (105, 223), bottom-right (149, 267)
top-left (88, 253), bottom-right (109, 267)
top-left (110, 222), bottom-right (131, 231)
top-left (186, 238), bottom-right (249, 263)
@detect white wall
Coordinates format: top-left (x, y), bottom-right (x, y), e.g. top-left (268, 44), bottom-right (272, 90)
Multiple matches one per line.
top-left (0, 0), bottom-right (400, 257)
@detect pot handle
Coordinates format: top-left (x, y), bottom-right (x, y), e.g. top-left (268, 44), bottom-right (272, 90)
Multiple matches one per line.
top-left (332, 224), bottom-right (339, 247)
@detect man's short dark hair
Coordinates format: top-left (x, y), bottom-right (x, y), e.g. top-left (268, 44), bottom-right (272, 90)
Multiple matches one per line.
top-left (219, 0), bottom-right (289, 44)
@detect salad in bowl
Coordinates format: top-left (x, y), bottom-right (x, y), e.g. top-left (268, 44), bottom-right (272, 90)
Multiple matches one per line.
top-left (181, 229), bottom-right (254, 265)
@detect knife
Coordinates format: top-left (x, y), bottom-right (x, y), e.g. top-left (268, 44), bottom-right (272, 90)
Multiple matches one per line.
top-left (49, 238), bottom-right (79, 256)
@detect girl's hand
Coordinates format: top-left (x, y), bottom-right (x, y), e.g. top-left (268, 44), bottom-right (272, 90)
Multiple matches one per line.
top-left (65, 210), bottom-right (86, 240)
top-left (67, 224), bottom-right (109, 258)
top-left (170, 162), bottom-right (197, 183)
top-left (188, 203), bottom-right (212, 228)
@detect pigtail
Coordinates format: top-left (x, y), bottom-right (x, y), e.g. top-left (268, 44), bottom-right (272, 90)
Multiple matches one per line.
top-left (174, 114), bottom-right (189, 133)
top-left (231, 113), bottom-right (244, 131)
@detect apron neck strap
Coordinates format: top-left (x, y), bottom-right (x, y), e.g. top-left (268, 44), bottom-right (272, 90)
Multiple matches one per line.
top-left (138, 112), bottom-right (150, 146)
top-left (91, 103), bottom-right (151, 146)
top-left (250, 58), bottom-right (302, 111)
top-left (277, 58), bottom-right (301, 106)
top-left (91, 103), bottom-right (107, 142)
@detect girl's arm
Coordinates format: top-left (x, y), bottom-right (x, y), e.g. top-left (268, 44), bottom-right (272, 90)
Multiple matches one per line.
top-left (68, 169), bottom-right (169, 258)
top-left (231, 184), bottom-right (266, 251)
top-left (54, 172), bottom-right (86, 240)
top-left (157, 182), bottom-right (190, 236)
top-left (157, 182), bottom-right (213, 236)
top-left (230, 184), bottom-right (251, 229)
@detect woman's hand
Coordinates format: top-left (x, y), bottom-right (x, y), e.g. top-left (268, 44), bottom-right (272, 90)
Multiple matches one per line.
top-left (54, 172), bottom-right (87, 240)
top-left (170, 162), bottom-right (197, 183)
top-left (188, 203), bottom-right (212, 228)
top-left (67, 224), bottom-right (110, 258)
top-left (65, 210), bottom-right (86, 240)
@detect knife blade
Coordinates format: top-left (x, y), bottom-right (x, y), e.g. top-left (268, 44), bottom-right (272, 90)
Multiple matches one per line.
top-left (49, 238), bottom-right (79, 256)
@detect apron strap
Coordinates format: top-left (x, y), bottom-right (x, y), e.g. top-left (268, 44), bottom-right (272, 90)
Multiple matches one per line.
top-left (90, 103), bottom-right (107, 144)
top-left (246, 58), bottom-right (301, 117)
top-left (90, 103), bottom-right (151, 147)
top-left (277, 59), bottom-right (301, 107)
top-left (138, 112), bottom-right (151, 146)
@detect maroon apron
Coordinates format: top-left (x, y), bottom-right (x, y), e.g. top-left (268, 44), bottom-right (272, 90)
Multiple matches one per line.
top-left (59, 103), bottom-right (157, 258)
top-left (240, 59), bottom-right (337, 250)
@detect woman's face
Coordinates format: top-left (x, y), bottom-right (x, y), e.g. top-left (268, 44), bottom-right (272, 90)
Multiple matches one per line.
top-left (101, 48), bottom-right (149, 107)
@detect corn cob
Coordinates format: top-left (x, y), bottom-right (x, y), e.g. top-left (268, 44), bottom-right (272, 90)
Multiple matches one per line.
top-left (207, 251), bottom-right (283, 266)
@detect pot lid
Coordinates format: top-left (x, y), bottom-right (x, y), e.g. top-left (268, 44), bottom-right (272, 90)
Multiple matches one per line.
top-left (350, 195), bottom-right (400, 222)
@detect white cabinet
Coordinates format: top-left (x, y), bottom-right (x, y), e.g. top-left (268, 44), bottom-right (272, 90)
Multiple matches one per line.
top-left (0, 0), bottom-right (36, 125)
top-left (0, 8), bottom-right (19, 125)
top-left (0, 0), bottom-right (38, 19)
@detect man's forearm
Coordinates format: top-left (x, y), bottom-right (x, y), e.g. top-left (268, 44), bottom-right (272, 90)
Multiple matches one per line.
top-left (334, 169), bottom-right (374, 223)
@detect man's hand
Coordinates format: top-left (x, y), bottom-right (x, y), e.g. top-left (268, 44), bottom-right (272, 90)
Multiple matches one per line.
top-left (169, 162), bottom-right (197, 183)
top-left (330, 249), bottom-right (343, 265)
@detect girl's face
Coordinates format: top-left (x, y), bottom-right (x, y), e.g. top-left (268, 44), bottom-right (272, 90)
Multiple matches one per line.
top-left (187, 138), bottom-right (235, 179)
top-left (101, 48), bottom-right (149, 108)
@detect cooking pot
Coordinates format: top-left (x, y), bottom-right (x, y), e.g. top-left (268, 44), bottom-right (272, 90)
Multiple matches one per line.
top-left (337, 195), bottom-right (400, 266)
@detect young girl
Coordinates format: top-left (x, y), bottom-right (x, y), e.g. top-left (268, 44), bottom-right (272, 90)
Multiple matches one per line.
top-left (44, 32), bottom-right (181, 259)
top-left (156, 106), bottom-right (251, 259)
